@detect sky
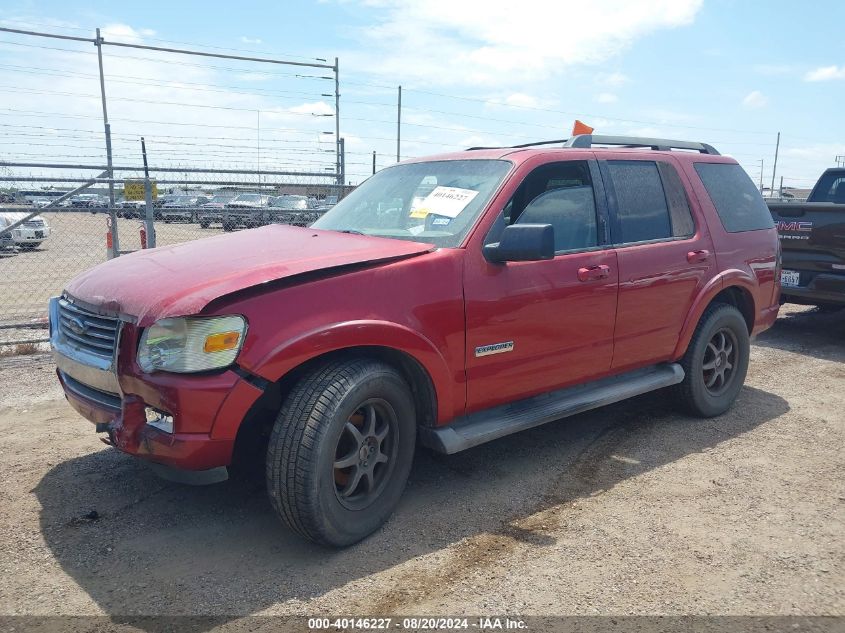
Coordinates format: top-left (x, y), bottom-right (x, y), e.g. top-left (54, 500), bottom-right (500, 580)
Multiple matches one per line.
top-left (0, 0), bottom-right (843, 189)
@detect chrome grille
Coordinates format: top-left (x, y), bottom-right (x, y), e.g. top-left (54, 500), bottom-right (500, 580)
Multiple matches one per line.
top-left (57, 298), bottom-right (119, 358)
top-left (24, 219), bottom-right (45, 228)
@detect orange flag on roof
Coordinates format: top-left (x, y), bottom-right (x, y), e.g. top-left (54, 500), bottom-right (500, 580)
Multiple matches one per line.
top-left (572, 120), bottom-right (594, 135)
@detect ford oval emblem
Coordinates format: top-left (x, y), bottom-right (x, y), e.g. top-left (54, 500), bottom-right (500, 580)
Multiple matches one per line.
top-left (67, 317), bottom-right (87, 337)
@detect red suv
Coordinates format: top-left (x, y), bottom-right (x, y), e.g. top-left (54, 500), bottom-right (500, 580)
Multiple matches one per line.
top-left (50, 135), bottom-right (780, 546)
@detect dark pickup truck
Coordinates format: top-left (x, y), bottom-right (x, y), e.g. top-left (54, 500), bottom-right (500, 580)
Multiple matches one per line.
top-left (768, 168), bottom-right (845, 308)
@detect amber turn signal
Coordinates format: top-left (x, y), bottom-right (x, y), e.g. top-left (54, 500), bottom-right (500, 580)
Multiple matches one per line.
top-left (203, 331), bottom-right (241, 353)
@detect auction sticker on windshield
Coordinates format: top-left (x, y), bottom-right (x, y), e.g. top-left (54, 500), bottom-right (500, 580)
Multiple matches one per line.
top-left (409, 186), bottom-right (479, 219)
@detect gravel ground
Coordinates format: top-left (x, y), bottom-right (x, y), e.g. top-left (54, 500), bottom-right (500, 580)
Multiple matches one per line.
top-left (0, 304), bottom-right (842, 629)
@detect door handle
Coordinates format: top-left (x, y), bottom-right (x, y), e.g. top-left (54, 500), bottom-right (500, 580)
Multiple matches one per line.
top-left (577, 264), bottom-right (610, 282)
top-left (686, 249), bottom-right (710, 264)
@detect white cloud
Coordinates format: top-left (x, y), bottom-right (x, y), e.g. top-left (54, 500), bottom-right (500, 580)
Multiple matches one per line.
top-left (482, 92), bottom-right (558, 111)
top-left (503, 93), bottom-right (539, 108)
top-left (804, 65), bottom-right (845, 81)
top-left (342, 0), bottom-right (703, 85)
top-left (100, 23), bottom-right (155, 43)
top-left (237, 72), bottom-right (272, 82)
top-left (240, 36), bottom-right (263, 45)
top-left (742, 90), bottom-right (768, 108)
top-left (285, 101), bottom-right (335, 115)
top-left (595, 92), bottom-right (618, 104)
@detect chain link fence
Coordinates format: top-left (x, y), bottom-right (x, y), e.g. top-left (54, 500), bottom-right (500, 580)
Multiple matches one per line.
top-left (0, 168), bottom-right (351, 347)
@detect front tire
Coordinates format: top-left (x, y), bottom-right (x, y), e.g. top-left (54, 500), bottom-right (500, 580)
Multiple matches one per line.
top-left (674, 303), bottom-right (750, 417)
top-left (266, 359), bottom-right (416, 547)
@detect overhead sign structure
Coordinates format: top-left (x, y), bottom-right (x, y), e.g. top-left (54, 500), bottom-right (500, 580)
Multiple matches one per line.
top-left (124, 179), bottom-right (158, 201)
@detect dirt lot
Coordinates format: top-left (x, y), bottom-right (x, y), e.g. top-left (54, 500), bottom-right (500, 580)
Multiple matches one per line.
top-left (0, 305), bottom-right (842, 628)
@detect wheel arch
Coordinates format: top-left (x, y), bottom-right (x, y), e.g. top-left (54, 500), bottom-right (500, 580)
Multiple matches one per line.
top-left (227, 345), bottom-right (439, 470)
top-left (673, 273), bottom-right (757, 359)
top-left (709, 285), bottom-right (755, 333)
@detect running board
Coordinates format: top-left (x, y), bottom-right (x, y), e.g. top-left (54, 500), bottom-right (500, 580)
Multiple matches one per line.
top-left (420, 364), bottom-right (684, 454)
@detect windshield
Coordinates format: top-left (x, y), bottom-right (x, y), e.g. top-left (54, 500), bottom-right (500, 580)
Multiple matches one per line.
top-left (312, 159), bottom-right (511, 247)
top-left (209, 195), bottom-right (232, 203)
top-left (271, 196), bottom-right (309, 210)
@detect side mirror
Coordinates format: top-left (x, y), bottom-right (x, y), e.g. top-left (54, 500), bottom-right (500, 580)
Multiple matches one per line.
top-left (483, 223), bottom-right (555, 263)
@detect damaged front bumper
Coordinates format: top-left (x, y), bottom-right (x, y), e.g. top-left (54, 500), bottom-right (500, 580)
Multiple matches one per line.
top-left (50, 296), bottom-right (264, 484)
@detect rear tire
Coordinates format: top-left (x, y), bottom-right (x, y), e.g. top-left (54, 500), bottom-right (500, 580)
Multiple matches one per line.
top-left (266, 358), bottom-right (416, 547)
top-left (674, 303), bottom-right (750, 417)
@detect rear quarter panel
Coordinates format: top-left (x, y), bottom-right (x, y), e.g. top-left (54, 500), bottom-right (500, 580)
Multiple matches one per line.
top-left (678, 158), bottom-right (780, 338)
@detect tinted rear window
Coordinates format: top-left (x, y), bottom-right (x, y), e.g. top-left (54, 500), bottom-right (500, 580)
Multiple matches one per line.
top-left (809, 171), bottom-right (845, 203)
top-left (694, 163), bottom-right (774, 232)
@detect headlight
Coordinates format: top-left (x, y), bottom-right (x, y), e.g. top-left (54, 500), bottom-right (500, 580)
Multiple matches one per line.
top-left (137, 315), bottom-right (247, 373)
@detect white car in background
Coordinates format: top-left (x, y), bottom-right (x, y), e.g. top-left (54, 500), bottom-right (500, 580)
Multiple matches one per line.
top-left (0, 212), bottom-right (52, 249)
top-left (31, 197), bottom-right (53, 209)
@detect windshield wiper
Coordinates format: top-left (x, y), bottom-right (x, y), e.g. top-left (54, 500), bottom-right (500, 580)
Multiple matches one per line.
top-left (338, 229), bottom-right (364, 235)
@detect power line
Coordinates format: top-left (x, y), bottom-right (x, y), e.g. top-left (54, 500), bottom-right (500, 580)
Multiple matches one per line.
top-left (0, 26), bottom-right (334, 70)
top-left (0, 63), bottom-right (337, 101)
top-left (0, 84), bottom-right (336, 116)
top-left (0, 17), bottom-right (332, 62)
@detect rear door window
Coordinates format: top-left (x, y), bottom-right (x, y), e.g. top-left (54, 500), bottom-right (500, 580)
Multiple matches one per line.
top-left (606, 161), bottom-right (672, 243)
top-left (694, 162), bottom-right (775, 232)
top-left (657, 162), bottom-right (695, 238)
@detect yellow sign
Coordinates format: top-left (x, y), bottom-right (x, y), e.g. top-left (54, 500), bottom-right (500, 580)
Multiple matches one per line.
top-left (123, 179), bottom-right (158, 201)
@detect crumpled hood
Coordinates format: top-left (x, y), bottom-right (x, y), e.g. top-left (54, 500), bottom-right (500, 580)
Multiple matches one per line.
top-left (64, 225), bottom-right (433, 325)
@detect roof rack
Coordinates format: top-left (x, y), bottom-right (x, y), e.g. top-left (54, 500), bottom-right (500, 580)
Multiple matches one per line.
top-left (466, 135), bottom-right (720, 155)
top-left (565, 134), bottom-right (720, 155)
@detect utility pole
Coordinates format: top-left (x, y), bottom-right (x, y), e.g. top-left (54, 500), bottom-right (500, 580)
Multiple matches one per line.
top-left (758, 159), bottom-right (764, 193)
top-left (372, 151), bottom-right (376, 175)
top-left (256, 110), bottom-right (261, 188)
top-left (770, 132), bottom-right (780, 196)
top-left (397, 85), bottom-right (402, 163)
top-left (141, 137), bottom-right (156, 248)
top-left (335, 57), bottom-right (342, 186)
top-left (95, 27), bottom-right (119, 257)
top-left (339, 137), bottom-right (345, 187)
top-left (779, 175), bottom-right (783, 199)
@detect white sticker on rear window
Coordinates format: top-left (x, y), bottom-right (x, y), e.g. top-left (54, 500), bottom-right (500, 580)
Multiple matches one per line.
top-left (411, 186), bottom-right (479, 219)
